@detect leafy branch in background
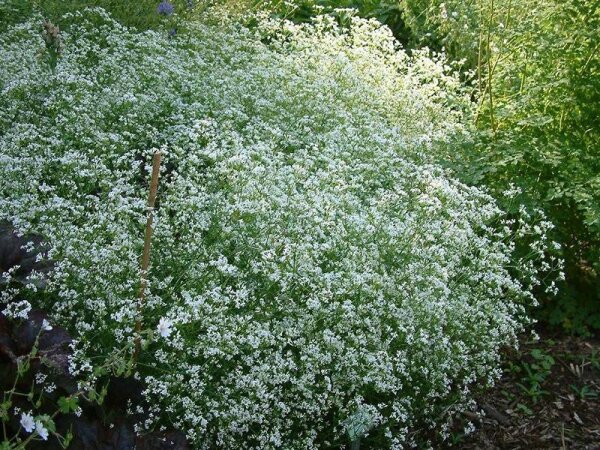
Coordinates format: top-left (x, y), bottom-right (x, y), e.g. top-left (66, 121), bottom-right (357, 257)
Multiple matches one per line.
top-left (398, 0), bottom-right (600, 333)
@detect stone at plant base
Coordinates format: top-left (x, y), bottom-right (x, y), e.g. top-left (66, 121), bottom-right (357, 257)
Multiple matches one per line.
top-left (0, 222), bottom-right (54, 289)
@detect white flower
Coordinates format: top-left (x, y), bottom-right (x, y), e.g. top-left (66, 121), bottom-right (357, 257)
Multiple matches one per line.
top-left (41, 319), bottom-right (53, 331)
top-left (34, 372), bottom-right (47, 384)
top-left (35, 421), bottom-right (49, 440)
top-left (0, 10), bottom-right (559, 448)
top-left (2, 300), bottom-right (31, 320)
top-left (440, 3), bottom-right (448, 19)
top-left (20, 412), bottom-right (35, 433)
top-left (157, 318), bottom-right (172, 338)
top-left (464, 421), bottom-right (476, 435)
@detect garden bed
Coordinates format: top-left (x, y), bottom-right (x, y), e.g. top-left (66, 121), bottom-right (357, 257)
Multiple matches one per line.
top-left (0, 3), bottom-right (594, 448)
top-left (463, 327), bottom-right (600, 449)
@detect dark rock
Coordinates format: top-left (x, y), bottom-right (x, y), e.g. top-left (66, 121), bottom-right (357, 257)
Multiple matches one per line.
top-left (0, 313), bottom-right (16, 362)
top-left (137, 430), bottom-right (190, 449)
top-left (0, 221), bottom-right (54, 289)
top-left (105, 376), bottom-right (146, 413)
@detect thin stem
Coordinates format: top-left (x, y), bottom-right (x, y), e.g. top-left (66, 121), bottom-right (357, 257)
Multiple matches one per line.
top-left (486, 0), bottom-right (496, 134)
top-left (477, 0), bottom-right (484, 99)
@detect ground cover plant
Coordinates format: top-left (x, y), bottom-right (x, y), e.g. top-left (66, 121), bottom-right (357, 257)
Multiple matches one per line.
top-left (0, 5), bottom-right (559, 449)
top-left (0, 297), bottom-right (189, 449)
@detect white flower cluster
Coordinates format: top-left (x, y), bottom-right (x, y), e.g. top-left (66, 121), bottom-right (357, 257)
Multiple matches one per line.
top-left (2, 299), bottom-right (31, 320)
top-left (0, 9), bottom-right (551, 448)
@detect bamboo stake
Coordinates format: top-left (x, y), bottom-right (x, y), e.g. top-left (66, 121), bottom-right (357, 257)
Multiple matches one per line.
top-left (133, 151), bottom-right (161, 361)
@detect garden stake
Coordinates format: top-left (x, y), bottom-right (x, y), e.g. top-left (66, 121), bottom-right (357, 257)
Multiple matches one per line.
top-left (133, 151), bottom-right (161, 362)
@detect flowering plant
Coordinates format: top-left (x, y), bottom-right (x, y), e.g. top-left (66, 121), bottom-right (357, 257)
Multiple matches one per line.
top-left (157, 1), bottom-right (175, 16)
top-left (0, 8), bottom-right (558, 448)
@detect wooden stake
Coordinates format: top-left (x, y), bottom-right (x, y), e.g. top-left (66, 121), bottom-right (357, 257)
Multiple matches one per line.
top-left (133, 151), bottom-right (161, 361)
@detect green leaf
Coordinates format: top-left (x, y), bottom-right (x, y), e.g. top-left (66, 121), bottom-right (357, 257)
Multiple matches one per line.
top-left (62, 430), bottom-right (73, 449)
top-left (17, 358), bottom-right (30, 375)
top-left (0, 400), bottom-right (11, 421)
top-left (58, 396), bottom-right (79, 414)
top-left (97, 383), bottom-right (109, 406)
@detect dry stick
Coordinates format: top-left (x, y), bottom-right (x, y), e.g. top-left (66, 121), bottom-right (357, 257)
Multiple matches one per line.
top-left (133, 151), bottom-right (162, 362)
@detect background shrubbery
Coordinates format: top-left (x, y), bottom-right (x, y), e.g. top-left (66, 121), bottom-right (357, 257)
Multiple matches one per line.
top-left (461, 0), bottom-right (600, 332)
top-left (409, 0), bottom-right (600, 333)
top-left (0, 0), bottom-right (193, 29)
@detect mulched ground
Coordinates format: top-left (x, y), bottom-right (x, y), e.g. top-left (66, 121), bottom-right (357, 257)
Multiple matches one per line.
top-left (461, 326), bottom-right (600, 449)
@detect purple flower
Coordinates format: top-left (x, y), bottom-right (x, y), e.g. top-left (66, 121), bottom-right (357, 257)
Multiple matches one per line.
top-left (157, 1), bottom-right (175, 16)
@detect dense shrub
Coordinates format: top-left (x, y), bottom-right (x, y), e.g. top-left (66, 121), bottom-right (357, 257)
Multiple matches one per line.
top-left (0, 9), bottom-right (556, 448)
top-left (472, 0), bottom-right (599, 331)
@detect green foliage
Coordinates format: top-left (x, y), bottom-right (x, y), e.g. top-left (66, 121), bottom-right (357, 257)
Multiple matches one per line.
top-left (254, 0), bottom-right (409, 42)
top-left (399, 0), bottom-right (486, 65)
top-left (57, 396), bottom-right (79, 414)
top-left (515, 348), bottom-right (555, 403)
top-left (461, 0), bottom-right (599, 332)
top-left (390, 0), bottom-right (600, 332)
top-left (570, 383), bottom-right (598, 400)
top-left (590, 348), bottom-right (600, 372)
top-left (0, 0), bottom-right (211, 31)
